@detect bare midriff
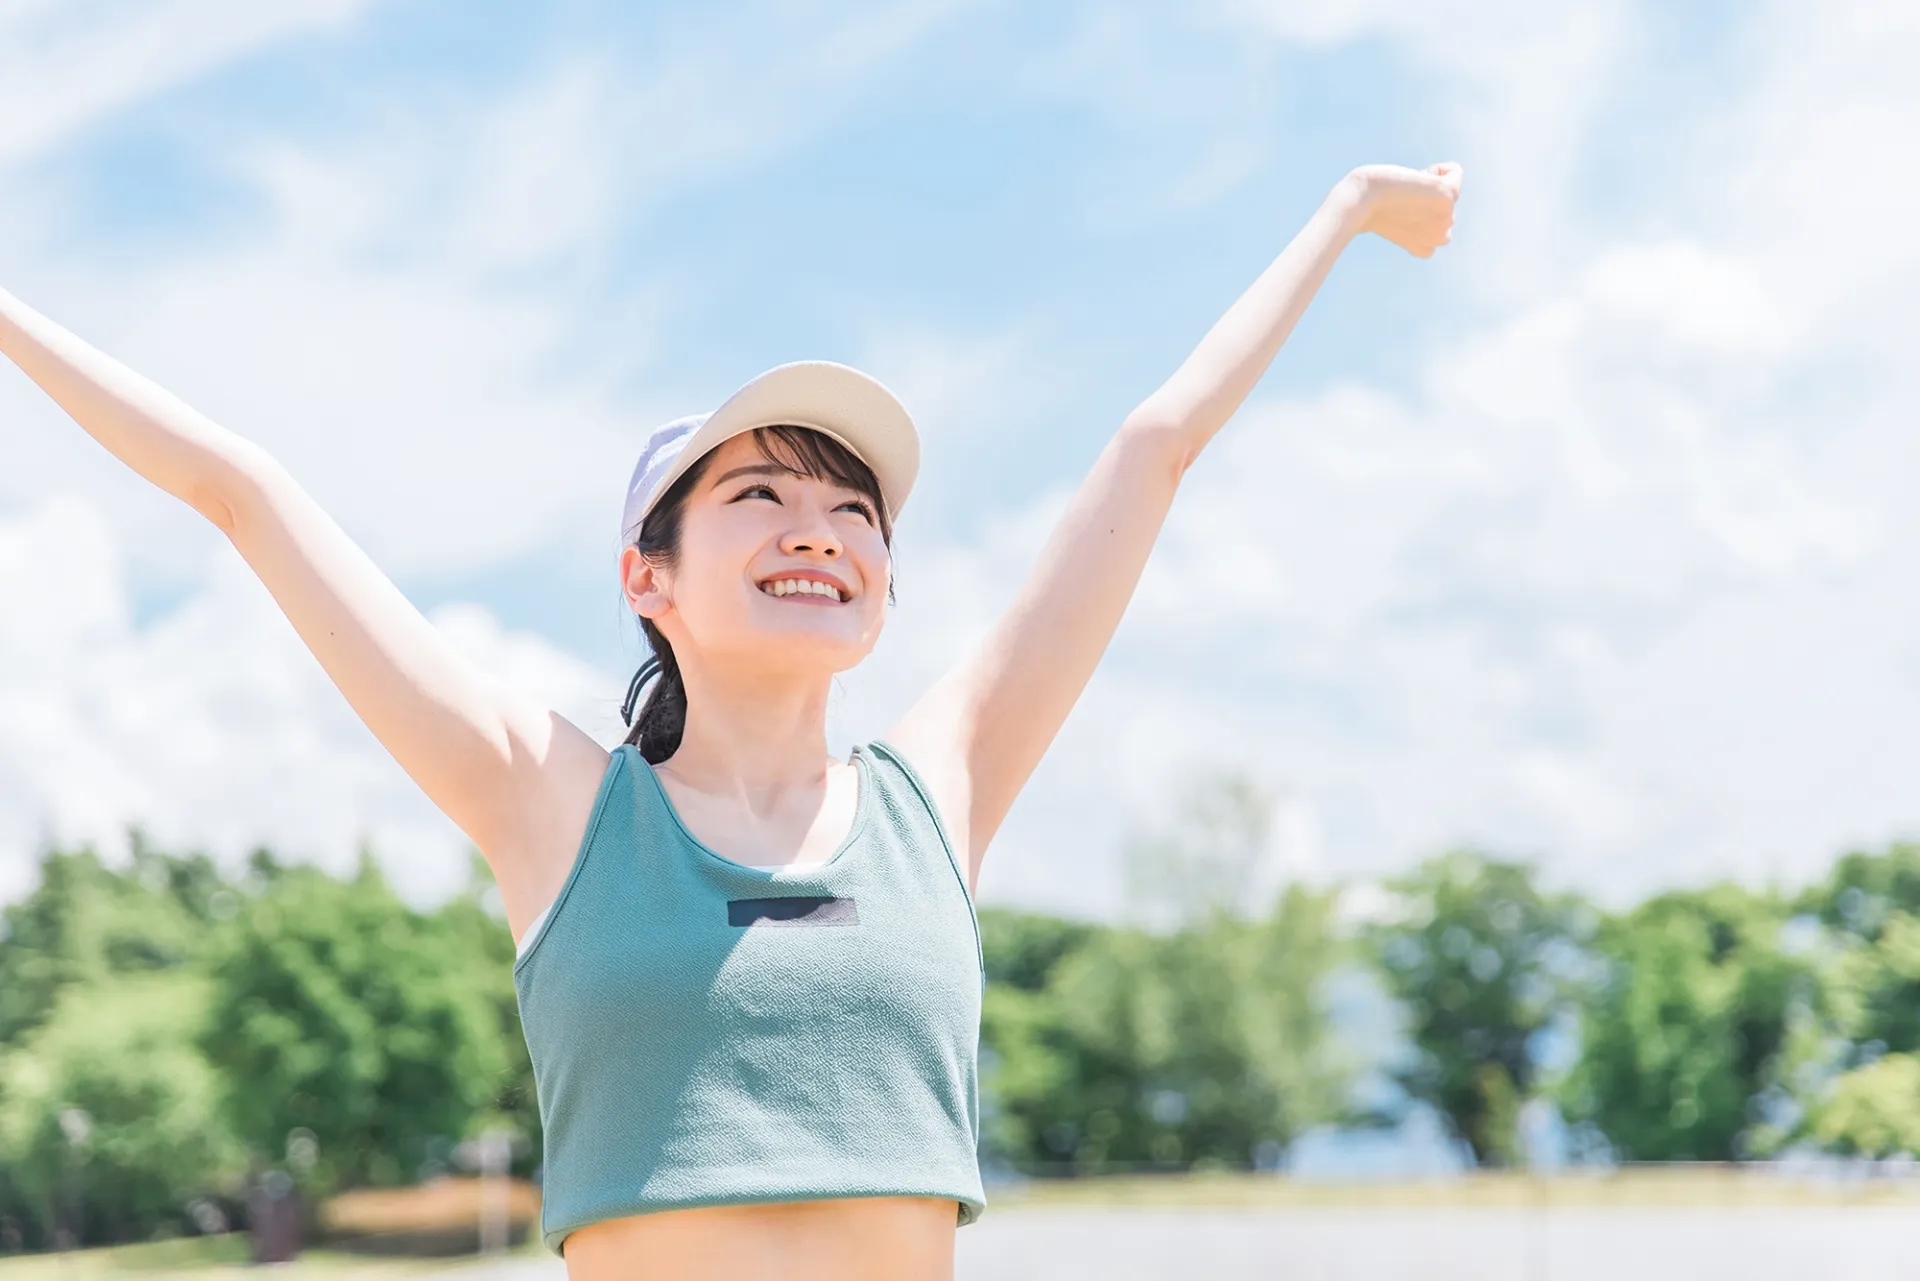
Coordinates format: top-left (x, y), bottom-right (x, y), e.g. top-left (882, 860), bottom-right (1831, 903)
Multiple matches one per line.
top-left (559, 1196), bottom-right (958, 1281)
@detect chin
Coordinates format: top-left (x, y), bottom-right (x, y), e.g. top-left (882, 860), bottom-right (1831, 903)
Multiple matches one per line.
top-left (732, 611), bottom-right (880, 674)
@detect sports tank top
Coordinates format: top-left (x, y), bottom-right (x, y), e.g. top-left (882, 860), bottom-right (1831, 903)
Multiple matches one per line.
top-left (511, 741), bottom-right (987, 1254)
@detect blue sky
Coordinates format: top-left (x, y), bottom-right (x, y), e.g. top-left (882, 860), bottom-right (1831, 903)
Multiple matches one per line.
top-left (3, 0), bottom-right (1918, 919)
top-left (30, 2), bottom-right (1470, 617)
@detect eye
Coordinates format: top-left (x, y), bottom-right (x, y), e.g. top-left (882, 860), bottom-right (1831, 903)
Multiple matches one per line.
top-left (731, 483), bottom-right (781, 503)
top-left (835, 499), bottom-right (876, 525)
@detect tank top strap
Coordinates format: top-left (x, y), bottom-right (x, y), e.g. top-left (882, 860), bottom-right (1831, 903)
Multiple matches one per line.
top-left (512, 744), bottom-right (646, 972)
top-left (856, 740), bottom-right (981, 966)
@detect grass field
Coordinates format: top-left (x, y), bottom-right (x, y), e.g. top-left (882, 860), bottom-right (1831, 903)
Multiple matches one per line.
top-left (0, 1178), bottom-right (549, 1281)
top-left (0, 1235), bottom-right (523, 1281)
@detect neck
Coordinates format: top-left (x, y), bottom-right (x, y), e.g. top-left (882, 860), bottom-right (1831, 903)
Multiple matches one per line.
top-left (664, 652), bottom-right (837, 799)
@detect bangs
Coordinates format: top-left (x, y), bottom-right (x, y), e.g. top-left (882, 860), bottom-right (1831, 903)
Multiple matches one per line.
top-left (748, 425), bottom-right (893, 542)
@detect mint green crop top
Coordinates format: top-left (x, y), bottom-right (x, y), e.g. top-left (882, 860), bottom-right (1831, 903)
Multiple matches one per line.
top-left (511, 741), bottom-right (987, 1254)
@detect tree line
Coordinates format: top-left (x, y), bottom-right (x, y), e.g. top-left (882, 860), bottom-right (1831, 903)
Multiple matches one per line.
top-left (3, 782), bottom-right (1920, 1250)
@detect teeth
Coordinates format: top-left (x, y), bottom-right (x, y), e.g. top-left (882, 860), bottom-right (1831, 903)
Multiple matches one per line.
top-left (761, 578), bottom-right (844, 601)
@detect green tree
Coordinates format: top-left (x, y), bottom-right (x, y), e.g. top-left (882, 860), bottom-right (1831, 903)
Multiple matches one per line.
top-left (975, 908), bottom-right (1094, 1166)
top-left (981, 775), bottom-right (1351, 1174)
top-left (0, 840), bottom-right (223, 1045)
top-left (0, 840), bottom-right (535, 1246)
top-left (436, 852), bottom-right (542, 1175)
top-left (1366, 850), bottom-right (1584, 1167)
top-left (1803, 842), bottom-right (1920, 945)
top-left (0, 975), bottom-right (241, 1247)
top-left (0, 840), bottom-right (242, 1247)
top-left (1801, 843), bottom-right (1920, 1057)
top-left (1796, 844), bottom-right (1920, 1156)
top-left (198, 852), bottom-right (519, 1192)
top-left (980, 887), bottom-right (1351, 1174)
top-left (1561, 885), bottom-right (1820, 1161)
top-left (1807, 1053), bottom-right (1920, 1157)
top-left (979, 908), bottom-right (1099, 994)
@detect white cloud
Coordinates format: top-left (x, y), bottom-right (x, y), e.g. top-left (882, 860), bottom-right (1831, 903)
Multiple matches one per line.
top-left (0, 246), bottom-right (646, 596)
top-left (758, 0), bottom-right (1920, 916)
top-left (0, 0), bottom-right (1010, 905)
top-left (848, 213), bottom-right (1918, 915)
top-left (1581, 244), bottom-right (1794, 357)
top-left (0, 494), bottom-right (622, 908)
top-left (0, 0), bottom-right (1008, 583)
top-left (7, 0), bottom-right (1920, 921)
top-left (1109, 0), bottom-right (1638, 296)
top-left (0, 0), bottom-right (378, 167)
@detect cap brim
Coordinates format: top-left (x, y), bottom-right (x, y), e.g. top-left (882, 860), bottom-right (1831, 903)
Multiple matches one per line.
top-left (645, 361), bottom-right (919, 522)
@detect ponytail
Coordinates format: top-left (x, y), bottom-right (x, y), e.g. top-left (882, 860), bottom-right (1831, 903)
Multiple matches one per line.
top-left (621, 620), bottom-right (687, 764)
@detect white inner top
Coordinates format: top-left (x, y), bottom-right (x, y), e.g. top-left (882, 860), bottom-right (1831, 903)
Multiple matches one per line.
top-left (515, 901), bottom-right (554, 960)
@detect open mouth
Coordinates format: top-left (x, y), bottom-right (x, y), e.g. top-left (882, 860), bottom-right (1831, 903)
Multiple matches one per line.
top-left (758, 576), bottom-right (848, 602)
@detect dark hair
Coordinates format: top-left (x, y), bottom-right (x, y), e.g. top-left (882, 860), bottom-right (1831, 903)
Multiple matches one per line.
top-left (620, 425), bottom-right (895, 764)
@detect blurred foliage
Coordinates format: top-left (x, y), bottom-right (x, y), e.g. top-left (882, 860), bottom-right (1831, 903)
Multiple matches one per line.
top-left (982, 776), bottom-right (1354, 1175)
top-left (1802, 842), bottom-right (1920, 945)
top-left (1796, 844), bottom-right (1920, 1156)
top-left (1365, 850), bottom-right (1587, 1166)
top-left (979, 887), bottom-right (1353, 1175)
top-left (15, 821), bottom-right (1920, 1253)
top-left (0, 840), bottom-right (534, 1252)
top-left (0, 840), bottom-right (221, 1046)
top-left (1560, 885), bottom-right (1823, 1161)
top-left (0, 841), bottom-right (240, 1249)
top-left (1802, 843), bottom-right (1920, 1060)
top-left (0, 974), bottom-right (240, 1246)
top-left (198, 850), bottom-right (526, 1194)
top-left (1807, 1053), bottom-right (1920, 1157)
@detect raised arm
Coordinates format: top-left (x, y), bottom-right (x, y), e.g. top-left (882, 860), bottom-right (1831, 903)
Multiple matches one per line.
top-left (0, 286), bottom-right (609, 939)
top-left (889, 163), bottom-right (1462, 887)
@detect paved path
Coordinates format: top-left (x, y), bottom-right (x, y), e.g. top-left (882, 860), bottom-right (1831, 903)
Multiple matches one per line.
top-left (443, 1204), bottom-right (1920, 1280)
top-left (954, 1205), bottom-right (1920, 1281)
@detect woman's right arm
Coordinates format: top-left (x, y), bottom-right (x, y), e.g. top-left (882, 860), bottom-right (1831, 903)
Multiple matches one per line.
top-left (0, 286), bottom-right (609, 941)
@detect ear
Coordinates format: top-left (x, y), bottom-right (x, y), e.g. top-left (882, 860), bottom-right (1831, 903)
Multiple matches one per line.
top-left (619, 546), bottom-right (673, 620)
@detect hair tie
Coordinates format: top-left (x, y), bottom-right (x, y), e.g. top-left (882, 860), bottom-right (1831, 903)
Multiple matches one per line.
top-left (620, 656), bottom-right (664, 727)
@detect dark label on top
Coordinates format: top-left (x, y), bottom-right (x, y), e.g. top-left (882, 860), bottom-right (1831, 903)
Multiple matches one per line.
top-left (727, 896), bottom-right (860, 928)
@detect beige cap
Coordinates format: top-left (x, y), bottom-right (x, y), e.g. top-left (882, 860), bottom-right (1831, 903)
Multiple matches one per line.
top-left (620, 361), bottom-right (920, 545)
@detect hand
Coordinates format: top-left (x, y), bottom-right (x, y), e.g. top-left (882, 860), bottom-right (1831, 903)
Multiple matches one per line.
top-left (1343, 162), bottom-right (1463, 258)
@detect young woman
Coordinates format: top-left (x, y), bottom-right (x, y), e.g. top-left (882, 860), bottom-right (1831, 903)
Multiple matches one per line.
top-left (0, 160), bottom-right (1460, 1279)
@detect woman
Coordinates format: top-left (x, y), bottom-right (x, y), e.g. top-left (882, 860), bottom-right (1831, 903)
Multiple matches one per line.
top-left (0, 160), bottom-right (1460, 1279)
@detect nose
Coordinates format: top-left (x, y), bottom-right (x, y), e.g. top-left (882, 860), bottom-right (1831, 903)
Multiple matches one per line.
top-left (778, 502), bottom-right (843, 559)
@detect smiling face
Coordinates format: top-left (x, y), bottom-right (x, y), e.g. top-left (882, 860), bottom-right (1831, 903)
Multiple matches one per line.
top-left (621, 429), bottom-right (893, 681)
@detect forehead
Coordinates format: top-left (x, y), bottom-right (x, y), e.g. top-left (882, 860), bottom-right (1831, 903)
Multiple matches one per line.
top-left (703, 432), bottom-right (774, 472)
top-left (699, 430), bottom-right (859, 489)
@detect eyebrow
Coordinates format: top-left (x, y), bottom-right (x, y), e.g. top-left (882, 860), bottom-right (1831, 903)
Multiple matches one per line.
top-left (709, 463), bottom-right (793, 487)
top-left (708, 462), bottom-right (869, 502)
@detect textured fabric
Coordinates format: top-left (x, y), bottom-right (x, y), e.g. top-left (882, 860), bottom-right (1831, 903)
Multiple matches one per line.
top-left (512, 740), bottom-right (986, 1254)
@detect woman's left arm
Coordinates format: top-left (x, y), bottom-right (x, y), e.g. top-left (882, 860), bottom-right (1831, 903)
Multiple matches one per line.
top-left (889, 163), bottom-right (1462, 887)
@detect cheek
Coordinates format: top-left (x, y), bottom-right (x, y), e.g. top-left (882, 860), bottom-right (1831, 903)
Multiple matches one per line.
top-left (850, 534), bottom-right (891, 592)
top-left (856, 545), bottom-right (893, 628)
top-left (663, 530), bottom-right (756, 622)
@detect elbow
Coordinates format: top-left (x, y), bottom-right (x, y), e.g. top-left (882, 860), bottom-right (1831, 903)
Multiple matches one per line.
top-left (1116, 412), bottom-right (1200, 485)
top-left (183, 478), bottom-right (240, 537)
top-left (188, 439), bottom-right (275, 540)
